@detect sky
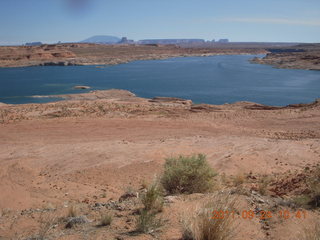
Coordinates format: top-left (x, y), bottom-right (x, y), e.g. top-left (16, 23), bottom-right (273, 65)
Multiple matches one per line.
top-left (0, 0), bottom-right (320, 45)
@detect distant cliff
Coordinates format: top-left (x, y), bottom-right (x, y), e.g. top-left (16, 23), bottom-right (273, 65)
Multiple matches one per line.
top-left (138, 39), bottom-right (205, 45)
top-left (25, 42), bottom-right (43, 46)
top-left (80, 35), bottom-right (121, 44)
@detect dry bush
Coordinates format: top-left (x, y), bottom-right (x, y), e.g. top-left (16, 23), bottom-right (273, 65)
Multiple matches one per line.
top-left (140, 179), bottom-right (148, 190)
top-left (232, 173), bottom-right (246, 187)
top-left (182, 193), bottom-right (237, 240)
top-left (161, 154), bottom-right (217, 194)
top-left (37, 213), bottom-right (58, 240)
top-left (295, 166), bottom-right (320, 209)
top-left (67, 205), bottom-right (78, 218)
top-left (307, 167), bottom-right (320, 208)
top-left (135, 209), bottom-right (163, 234)
top-left (258, 175), bottom-right (271, 195)
top-left (220, 173), bottom-right (228, 186)
top-left (0, 208), bottom-right (12, 217)
top-left (100, 213), bottom-right (112, 226)
top-left (141, 181), bottom-right (164, 212)
top-left (25, 212), bottom-right (58, 240)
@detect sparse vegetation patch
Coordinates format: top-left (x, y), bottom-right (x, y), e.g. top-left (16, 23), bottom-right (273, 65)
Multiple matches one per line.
top-left (135, 209), bottom-right (163, 234)
top-left (307, 167), bottom-right (320, 208)
top-left (182, 193), bottom-right (236, 240)
top-left (141, 181), bottom-right (164, 212)
top-left (161, 154), bottom-right (217, 194)
top-left (100, 213), bottom-right (112, 226)
top-left (67, 205), bottom-right (78, 218)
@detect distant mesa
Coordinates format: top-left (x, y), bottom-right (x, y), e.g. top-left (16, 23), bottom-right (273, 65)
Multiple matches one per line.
top-left (22, 37), bottom-right (231, 47)
top-left (80, 36), bottom-right (208, 45)
top-left (118, 37), bottom-right (135, 44)
top-left (138, 39), bottom-right (206, 45)
top-left (25, 42), bottom-right (43, 46)
top-left (217, 39), bottom-right (229, 43)
top-left (73, 85), bottom-right (91, 90)
top-left (80, 35), bottom-right (121, 44)
top-left (79, 36), bottom-right (230, 46)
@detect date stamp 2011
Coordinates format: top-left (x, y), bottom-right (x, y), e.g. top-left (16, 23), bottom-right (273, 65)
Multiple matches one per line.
top-left (211, 210), bottom-right (307, 220)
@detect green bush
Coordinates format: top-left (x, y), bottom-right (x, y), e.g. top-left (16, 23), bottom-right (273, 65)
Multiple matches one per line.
top-left (141, 182), bottom-right (164, 212)
top-left (136, 209), bottom-right (163, 234)
top-left (293, 195), bottom-right (312, 208)
top-left (161, 154), bottom-right (217, 194)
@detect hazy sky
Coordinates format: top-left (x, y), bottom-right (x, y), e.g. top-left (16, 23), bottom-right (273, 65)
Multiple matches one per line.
top-left (1, 0), bottom-right (320, 45)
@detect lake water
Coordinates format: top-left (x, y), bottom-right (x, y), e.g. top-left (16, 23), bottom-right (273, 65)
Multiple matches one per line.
top-left (0, 55), bottom-right (319, 106)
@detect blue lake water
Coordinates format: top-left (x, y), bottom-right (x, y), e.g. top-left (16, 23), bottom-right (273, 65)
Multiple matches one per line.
top-left (0, 55), bottom-right (319, 106)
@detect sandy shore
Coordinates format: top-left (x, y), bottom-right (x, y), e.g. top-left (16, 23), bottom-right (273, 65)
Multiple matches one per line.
top-left (0, 90), bottom-right (319, 239)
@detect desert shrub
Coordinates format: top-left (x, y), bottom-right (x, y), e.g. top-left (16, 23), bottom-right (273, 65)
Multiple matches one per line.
top-left (100, 213), bottom-right (112, 226)
top-left (0, 208), bottom-right (12, 218)
top-left (232, 173), bottom-right (246, 187)
top-left (182, 193), bottom-right (236, 240)
top-left (307, 167), bottom-right (320, 208)
top-left (293, 195), bottom-right (313, 208)
top-left (136, 209), bottom-right (163, 234)
top-left (140, 179), bottom-right (148, 189)
top-left (161, 154), bottom-right (217, 194)
top-left (141, 182), bottom-right (164, 212)
top-left (27, 212), bottom-right (58, 240)
top-left (295, 167), bottom-right (320, 209)
top-left (67, 205), bottom-right (78, 218)
top-left (258, 176), bottom-right (271, 195)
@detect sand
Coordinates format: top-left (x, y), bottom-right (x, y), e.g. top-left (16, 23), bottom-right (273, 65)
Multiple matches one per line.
top-left (0, 90), bottom-right (319, 239)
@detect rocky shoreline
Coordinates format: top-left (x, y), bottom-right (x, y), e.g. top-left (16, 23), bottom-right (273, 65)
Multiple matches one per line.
top-left (251, 44), bottom-right (320, 70)
top-left (251, 52), bottom-right (320, 70)
top-left (1, 89), bottom-right (320, 126)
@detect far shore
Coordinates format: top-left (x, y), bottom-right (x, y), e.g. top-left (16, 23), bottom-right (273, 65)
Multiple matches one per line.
top-left (0, 43), bottom-right (268, 68)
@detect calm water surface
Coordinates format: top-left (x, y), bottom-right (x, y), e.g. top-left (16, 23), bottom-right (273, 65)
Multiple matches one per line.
top-left (0, 55), bottom-right (319, 106)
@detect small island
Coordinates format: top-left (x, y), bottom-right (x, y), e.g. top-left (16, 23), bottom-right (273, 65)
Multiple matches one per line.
top-left (73, 85), bottom-right (91, 90)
